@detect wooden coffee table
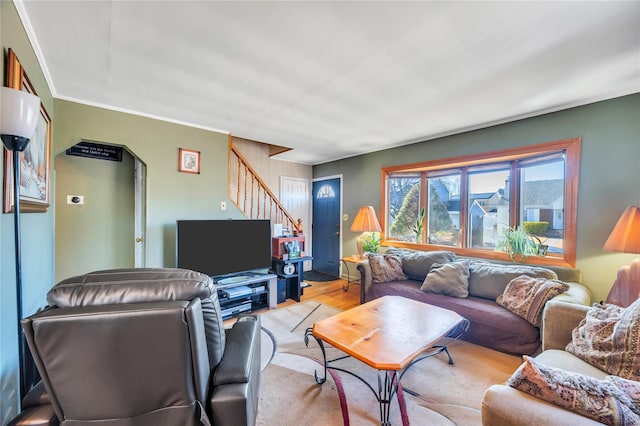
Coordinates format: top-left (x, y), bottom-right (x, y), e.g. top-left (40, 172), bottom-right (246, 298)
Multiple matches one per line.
top-left (304, 295), bottom-right (469, 426)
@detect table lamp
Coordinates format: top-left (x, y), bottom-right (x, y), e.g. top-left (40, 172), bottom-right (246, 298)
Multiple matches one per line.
top-left (602, 205), bottom-right (640, 307)
top-left (350, 206), bottom-right (382, 258)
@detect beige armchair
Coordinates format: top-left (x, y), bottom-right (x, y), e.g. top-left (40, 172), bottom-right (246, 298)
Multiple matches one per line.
top-left (481, 300), bottom-right (607, 425)
top-left (9, 268), bottom-right (261, 426)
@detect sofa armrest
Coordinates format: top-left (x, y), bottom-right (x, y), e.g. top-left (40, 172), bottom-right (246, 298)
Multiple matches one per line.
top-left (541, 300), bottom-right (589, 351)
top-left (211, 314), bottom-right (261, 426)
top-left (482, 384), bottom-right (602, 425)
top-left (213, 314), bottom-right (261, 386)
top-left (551, 282), bottom-right (591, 306)
top-left (356, 260), bottom-right (372, 304)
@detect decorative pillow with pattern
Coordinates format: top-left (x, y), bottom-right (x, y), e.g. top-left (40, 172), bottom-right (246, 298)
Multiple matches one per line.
top-left (566, 298), bottom-right (640, 381)
top-left (508, 356), bottom-right (640, 425)
top-left (496, 275), bottom-right (569, 327)
top-left (420, 260), bottom-right (470, 298)
top-left (368, 254), bottom-right (407, 284)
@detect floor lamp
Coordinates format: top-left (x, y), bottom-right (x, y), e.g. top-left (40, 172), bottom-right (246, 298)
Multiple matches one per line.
top-left (351, 206), bottom-right (382, 258)
top-left (1, 86), bottom-right (41, 399)
top-left (603, 205), bottom-right (640, 307)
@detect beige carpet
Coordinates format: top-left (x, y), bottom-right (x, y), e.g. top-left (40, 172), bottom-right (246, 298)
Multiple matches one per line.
top-left (257, 301), bottom-right (522, 426)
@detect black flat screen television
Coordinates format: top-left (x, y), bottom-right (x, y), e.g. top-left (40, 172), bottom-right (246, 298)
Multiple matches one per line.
top-left (176, 219), bottom-right (272, 277)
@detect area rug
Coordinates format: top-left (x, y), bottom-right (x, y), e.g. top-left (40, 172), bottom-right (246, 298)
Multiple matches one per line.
top-left (257, 301), bottom-right (522, 425)
top-left (304, 270), bottom-right (340, 282)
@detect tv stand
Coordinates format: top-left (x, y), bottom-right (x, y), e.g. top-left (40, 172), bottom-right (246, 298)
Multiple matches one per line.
top-left (215, 273), bottom-right (277, 319)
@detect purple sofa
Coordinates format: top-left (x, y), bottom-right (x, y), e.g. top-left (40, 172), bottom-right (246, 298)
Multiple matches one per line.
top-left (357, 248), bottom-right (590, 356)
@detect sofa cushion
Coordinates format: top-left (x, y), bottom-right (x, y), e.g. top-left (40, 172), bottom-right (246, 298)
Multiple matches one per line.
top-left (507, 355), bottom-right (640, 425)
top-left (368, 254), bottom-right (407, 284)
top-left (497, 275), bottom-right (569, 327)
top-left (386, 248), bottom-right (456, 281)
top-left (420, 260), bottom-right (470, 298)
top-left (468, 262), bottom-right (558, 300)
top-left (566, 298), bottom-right (640, 381)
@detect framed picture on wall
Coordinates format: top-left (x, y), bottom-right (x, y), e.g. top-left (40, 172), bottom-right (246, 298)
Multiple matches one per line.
top-left (3, 48), bottom-right (52, 213)
top-left (178, 148), bottom-right (200, 174)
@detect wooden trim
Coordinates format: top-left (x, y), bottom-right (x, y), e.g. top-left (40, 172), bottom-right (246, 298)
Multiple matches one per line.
top-left (459, 169), bottom-right (468, 248)
top-left (419, 172), bottom-right (427, 243)
top-left (562, 137), bottom-right (581, 267)
top-left (383, 137), bottom-right (581, 174)
top-left (509, 161), bottom-right (519, 227)
top-left (380, 168), bottom-right (387, 240)
top-left (381, 137), bottom-right (581, 267)
top-left (382, 240), bottom-right (573, 268)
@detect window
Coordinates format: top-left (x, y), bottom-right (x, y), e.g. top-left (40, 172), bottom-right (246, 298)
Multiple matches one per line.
top-left (427, 171), bottom-right (460, 246)
top-left (316, 184), bottom-right (336, 199)
top-left (467, 163), bottom-right (510, 249)
top-left (382, 138), bottom-right (581, 267)
top-left (387, 173), bottom-right (421, 241)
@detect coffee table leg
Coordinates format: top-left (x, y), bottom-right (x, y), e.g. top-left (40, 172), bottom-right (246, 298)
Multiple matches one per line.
top-left (304, 327), bottom-right (328, 384)
top-left (378, 370), bottom-right (399, 426)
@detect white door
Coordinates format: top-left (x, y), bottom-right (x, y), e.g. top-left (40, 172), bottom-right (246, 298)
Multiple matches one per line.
top-left (134, 158), bottom-right (147, 267)
top-left (280, 177), bottom-right (311, 270)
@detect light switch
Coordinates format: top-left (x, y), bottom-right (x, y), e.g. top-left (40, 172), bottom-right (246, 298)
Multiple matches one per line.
top-left (221, 201), bottom-right (227, 211)
top-left (343, 214), bottom-right (349, 221)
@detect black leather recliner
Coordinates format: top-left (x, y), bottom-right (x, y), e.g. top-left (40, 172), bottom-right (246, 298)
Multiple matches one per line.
top-left (10, 268), bottom-right (261, 426)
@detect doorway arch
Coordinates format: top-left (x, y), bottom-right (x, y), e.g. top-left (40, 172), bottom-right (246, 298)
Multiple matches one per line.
top-left (54, 141), bottom-right (147, 281)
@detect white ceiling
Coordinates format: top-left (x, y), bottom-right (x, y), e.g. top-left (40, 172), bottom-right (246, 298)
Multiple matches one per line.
top-left (16, 1), bottom-right (640, 165)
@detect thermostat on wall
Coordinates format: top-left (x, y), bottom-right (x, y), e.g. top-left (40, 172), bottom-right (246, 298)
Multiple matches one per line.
top-left (67, 195), bottom-right (84, 205)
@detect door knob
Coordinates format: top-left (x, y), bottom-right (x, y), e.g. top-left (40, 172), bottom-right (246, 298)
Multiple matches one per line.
top-left (135, 237), bottom-right (143, 243)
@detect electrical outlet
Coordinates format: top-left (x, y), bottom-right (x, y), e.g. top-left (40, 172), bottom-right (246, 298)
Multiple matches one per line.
top-left (220, 201), bottom-right (227, 211)
top-left (67, 195), bottom-right (84, 205)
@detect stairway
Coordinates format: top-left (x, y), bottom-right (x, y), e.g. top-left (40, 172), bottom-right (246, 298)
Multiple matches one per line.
top-left (228, 137), bottom-right (301, 233)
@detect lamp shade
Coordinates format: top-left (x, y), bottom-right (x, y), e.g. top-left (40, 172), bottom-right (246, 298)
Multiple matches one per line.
top-left (350, 206), bottom-right (382, 233)
top-left (1, 87), bottom-right (40, 144)
top-left (603, 205), bottom-right (640, 254)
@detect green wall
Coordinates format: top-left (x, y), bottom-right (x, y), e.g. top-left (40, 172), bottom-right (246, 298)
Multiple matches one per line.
top-left (55, 149), bottom-right (135, 281)
top-left (54, 100), bottom-right (244, 274)
top-left (1, 2), bottom-right (55, 422)
top-left (315, 94), bottom-right (640, 303)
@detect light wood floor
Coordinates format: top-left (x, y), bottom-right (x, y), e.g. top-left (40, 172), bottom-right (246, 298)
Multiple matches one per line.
top-left (279, 278), bottom-right (361, 311)
top-left (226, 278), bottom-right (360, 325)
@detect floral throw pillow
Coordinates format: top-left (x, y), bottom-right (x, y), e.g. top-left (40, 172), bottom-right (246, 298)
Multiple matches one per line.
top-left (508, 356), bottom-right (640, 425)
top-left (566, 298), bottom-right (640, 381)
top-left (496, 275), bottom-right (569, 327)
top-left (368, 254), bottom-right (407, 284)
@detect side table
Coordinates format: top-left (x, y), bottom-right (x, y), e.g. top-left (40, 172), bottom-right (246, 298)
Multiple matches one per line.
top-left (340, 255), bottom-right (364, 292)
top-left (272, 256), bottom-right (314, 302)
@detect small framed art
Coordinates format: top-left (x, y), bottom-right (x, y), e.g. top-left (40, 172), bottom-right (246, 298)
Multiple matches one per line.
top-left (179, 148), bottom-right (200, 174)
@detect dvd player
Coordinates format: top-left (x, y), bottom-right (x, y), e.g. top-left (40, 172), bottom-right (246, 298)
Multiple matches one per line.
top-left (221, 300), bottom-right (252, 319)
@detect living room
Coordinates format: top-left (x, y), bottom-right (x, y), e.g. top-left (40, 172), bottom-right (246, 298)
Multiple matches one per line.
top-left (1, 1), bottom-right (639, 425)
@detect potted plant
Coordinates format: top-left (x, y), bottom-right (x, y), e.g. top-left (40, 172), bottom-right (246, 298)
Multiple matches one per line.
top-left (495, 226), bottom-right (540, 263)
top-left (411, 208), bottom-right (425, 243)
top-left (362, 232), bottom-right (381, 254)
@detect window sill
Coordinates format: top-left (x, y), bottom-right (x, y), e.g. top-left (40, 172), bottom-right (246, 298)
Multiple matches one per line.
top-left (381, 240), bottom-right (574, 268)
